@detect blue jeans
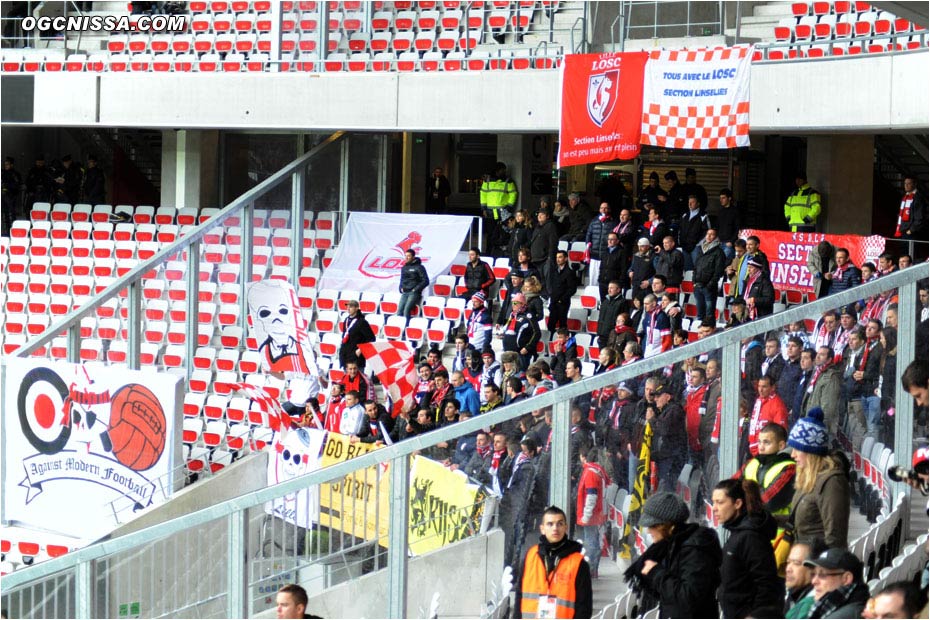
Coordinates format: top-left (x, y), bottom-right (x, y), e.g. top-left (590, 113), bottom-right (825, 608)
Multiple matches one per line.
top-left (656, 457), bottom-right (683, 493)
top-left (863, 395), bottom-right (881, 434)
top-left (396, 291), bottom-right (421, 318)
top-left (580, 524), bottom-right (602, 573)
top-left (693, 284), bottom-right (718, 321)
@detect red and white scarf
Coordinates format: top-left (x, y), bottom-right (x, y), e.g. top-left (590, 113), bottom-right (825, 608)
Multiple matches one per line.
top-left (806, 359), bottom-right (835, 394)
top-left (895, 192), bottom-right (914, 237)
top-left (743, 270), bottom-right (762, 319)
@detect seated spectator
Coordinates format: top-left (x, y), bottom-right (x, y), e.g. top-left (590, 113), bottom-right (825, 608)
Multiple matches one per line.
top-left (549, 328), bottom-right (578, 385)
top-left (803, 549), bottom-right (870, 619)
top-left (461, 247), bottom-right (496, 300)
top-left (606, 312), bottom-right (638, 352)
top-left (868, 581), bottom-right (929, 620)
top-left (784, 538), bottom-right (829, 618)
top-left (338, 390), bottom-right (366, 436)
top-left (828, 247), bottom-right (862, 296)
top-left (351, 400), bottom-right (397, 445)
top-left (450, 371), bottom-right (480, 417)
top-left (398, 407), bottom-right (437, 441)
top-left (727, 297), bottom-right (751, 328)
top-left (481, 383), bottom-right (504, 415)
top-left (525, 365), bottom-right (554, 396)
top-left (500, 351), bottom-right (525, 391)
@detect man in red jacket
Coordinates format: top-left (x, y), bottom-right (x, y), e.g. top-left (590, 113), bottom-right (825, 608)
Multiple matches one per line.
top-left (747, 375), bottom-right (788, 457)
top-left (576, 446), bottom-right (610, 578)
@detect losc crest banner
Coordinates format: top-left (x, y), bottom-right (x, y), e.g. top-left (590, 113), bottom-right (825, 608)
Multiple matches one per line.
top-left (318, 213), bottom-right (471, 294)
top-left (740, 229), bottom-right (886, 293)
top-left (641, 46), bottom-right (753, 150)
top-left (3, 359), bottom-right (181, 539)
top-left (558, 51), bottom-right (649, 167)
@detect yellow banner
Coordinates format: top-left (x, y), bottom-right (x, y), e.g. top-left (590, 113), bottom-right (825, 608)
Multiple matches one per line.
top-left (408, 456), bottom-right (480, 555)
top-left (315, 434), bottom-right (483, 555)
top-left (317, 433), bottom-right (389, 545)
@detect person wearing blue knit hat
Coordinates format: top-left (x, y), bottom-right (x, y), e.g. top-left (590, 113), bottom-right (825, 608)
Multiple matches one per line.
top-left (787, 408), bottom-right (851, 549)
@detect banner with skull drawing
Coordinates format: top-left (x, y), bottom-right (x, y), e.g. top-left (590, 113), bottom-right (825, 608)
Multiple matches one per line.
top-left (264, 427), bottom-right (327, 529)
top-left (3, 359), bottom-right (182, 539)
top-left (246, 279), bottom-right (323, 420)
top-left (317, 213), bottom-right (472, 294)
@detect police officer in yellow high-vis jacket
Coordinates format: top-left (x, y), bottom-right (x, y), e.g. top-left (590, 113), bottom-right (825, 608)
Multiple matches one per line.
top-left (480, 162), bottom-right (517, 255)
top-left (784, 173), bottom-right (821, 233)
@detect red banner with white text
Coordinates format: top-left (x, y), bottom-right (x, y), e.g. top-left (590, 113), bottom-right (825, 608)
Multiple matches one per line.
top-left (558, 51), bottom-right (648, 167)
top-left (740, 229), bottom-right (886, 293)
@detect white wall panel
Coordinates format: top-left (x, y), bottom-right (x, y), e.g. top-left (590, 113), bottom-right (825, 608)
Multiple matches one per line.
top-left (22, 51), bottom-right (929, 132)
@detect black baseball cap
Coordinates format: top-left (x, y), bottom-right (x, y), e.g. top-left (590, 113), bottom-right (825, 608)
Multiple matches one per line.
top-left (803, 548), bottom-right (863, 575)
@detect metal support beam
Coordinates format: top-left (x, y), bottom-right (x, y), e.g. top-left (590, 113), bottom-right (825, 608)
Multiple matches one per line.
top-left (377, 134), bottom-right (388, 213)
top-left (339, 138), bottom-right (350, 232)
top-left (893, 280), bottom-right (917, 523)
top-left (75, 561), bottom-right (92, 619)
top-left (226, 510), bottom-right (248, 619)
top-left (184, 242), bottom-right (201, 381)
top-left (318, 1), bottom-right (330, 68)
top-left (401, 133), bottom-right (413, 213)
top-left (719, 342), bottom-right (741, 480)
top-left (269, 1), bottom-right (281, 70)
top-left (238, 202), bottom-right (255, 336)
top-left (126, 281), bottom-right (142, 371)
top-left (386, 455), bottom-right (410, 619)
top-left (549, 399), bottom-right (571, 513)
top-left (66, 323), bottom-right (80, 364)
top-left (290, 168), bottom-right (306, 286)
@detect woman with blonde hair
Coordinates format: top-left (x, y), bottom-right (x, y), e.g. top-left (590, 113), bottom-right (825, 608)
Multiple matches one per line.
top-left (787, 407), bottom-right (850, 548)
top-left (521, 274), bottom-right (545, 319)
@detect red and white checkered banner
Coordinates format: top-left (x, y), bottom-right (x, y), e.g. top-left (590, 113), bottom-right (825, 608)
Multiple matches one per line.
top-left (641, 45), bottom-right (753, 150)
top-left (740, 229), bottom-right (886, 293)
top-left (358, 341), bottom-right (418, 418)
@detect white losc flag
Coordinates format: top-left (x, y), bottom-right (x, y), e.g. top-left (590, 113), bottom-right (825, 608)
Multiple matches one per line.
top-left (318, 213), bottom-right (472, 294)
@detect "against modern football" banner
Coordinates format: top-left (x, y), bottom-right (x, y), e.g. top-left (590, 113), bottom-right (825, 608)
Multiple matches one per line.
top-left (318, 213), bottom-right (472, 294)
top-left (558, 51), bottom-right (648, 167)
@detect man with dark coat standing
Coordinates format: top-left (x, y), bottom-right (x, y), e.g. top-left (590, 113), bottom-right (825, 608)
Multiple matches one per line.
top-left (743, 257), bottom-right (776, 319)
top-left (426, 165), bottom-right (451, 214)
top-left (692, 228), bottom-right (727, 321)
top-left (82, 155), bottom-right (106, 205)
top-left (597, 232), bottom-right (626, 300)
top-left (596, 281), bottom-right (625, 349)
top-left (547, 250), bottom-right (577, 331)
top-left (530, 208), bottom-right (559, 284)
top-left (339, 300), bottom-right (376, 370)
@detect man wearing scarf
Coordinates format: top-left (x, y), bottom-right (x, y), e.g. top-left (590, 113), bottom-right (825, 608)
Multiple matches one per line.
top-left (894, 175), bottom-right (927, 241)
top-left (426, 370), bottom-right (452, 422)
top-left (828, 247), bottom-right (862, 296)
top-left (834, 307), bottom-right (859, 363)
top-left (612, 208), bottom-right (637, 264)
top-left (338, 300), bottom-right (375, 370)
top-left (791, 348), bottom-right (816, 426)
top-left (743, 257), bottom-right (776, 319)
top-left (596, 281), bottom-right (625, 348)
top-left (638, 294), bottom-right (672, 358)
top-left (747, 376), bottom-right (788, 457)
top-left (641, 206), bottom-right (669, 248)
top-left (502, 292), bottom-right (541, 370)
top-left (602, 383), bottom-right (636, 491)
top-left (323, 383), bottom-right (346, 433)
top-left (846, 322), bottom-right (884, 438)
top-left (466, 291), bottom-right (493, 353)
top-left (351, 400), bottom-right (396, 445)
top-left (584, 202), bottom-right (617, 286)
top-left (802, 346), bottom-right (843, 442)
top-left (812, 311), bottom-right (839, 352)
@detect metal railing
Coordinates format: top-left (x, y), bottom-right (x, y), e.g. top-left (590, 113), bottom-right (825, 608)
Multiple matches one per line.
top-left (622, 1), bottom-right (724, 40)
top-left (3, 253), bottom-right (926, 616)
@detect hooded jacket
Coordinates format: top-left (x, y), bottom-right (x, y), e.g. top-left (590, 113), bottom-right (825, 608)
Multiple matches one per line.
top-left (792, 463), bottom-right (850, 549)
top-left (399, 256), bottom-right (429, 295)
top-left (719, 511), bottom-right (785, 619)
top-left (693, 238), bottom-right (727, 288)
top-left (452, 382), bottom-right (481, 417)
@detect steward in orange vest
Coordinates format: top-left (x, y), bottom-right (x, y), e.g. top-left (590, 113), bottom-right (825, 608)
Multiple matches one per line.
top-left (515, 506), bottom-right (592, 619)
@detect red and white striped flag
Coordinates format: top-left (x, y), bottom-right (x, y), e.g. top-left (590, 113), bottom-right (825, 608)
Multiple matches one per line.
top-left (229, 382), bottom-right (295, 432)
top-left (358, 341), bottom-right (418, 418)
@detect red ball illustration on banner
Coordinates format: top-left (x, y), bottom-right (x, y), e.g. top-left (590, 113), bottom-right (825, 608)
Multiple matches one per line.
top-left (108, 385), bottom-right (166, 471)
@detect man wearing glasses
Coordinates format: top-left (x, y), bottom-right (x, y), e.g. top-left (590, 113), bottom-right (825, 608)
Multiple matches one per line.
top-left (803, 548), bottom-right (870, 619)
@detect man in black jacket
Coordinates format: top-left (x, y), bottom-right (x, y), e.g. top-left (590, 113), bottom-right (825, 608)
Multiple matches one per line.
top-left (744, 257), bottom-right (776, 318)
top-left (547, 250), bottom-right (577, 331)
top-left (562, 192), bottom-right (595, 242)
top-left (462, 247), bottom-right (496, 300)
top-left (648, 382), bottom-right (688, 493)
top-left (597, 232), bottom-right (625, 300)
top-left (530, 208), bottom-right (559, 282)
top-left (678, 195), bottom-right (710, 270)
top-left (339, 300), bottom-right (376, 370)
top-left (716, 188), bottom-right (740, 260)
top-left (654, 235), bottom-right (685, 292)
top-left (596, 281), bottom-right (625, 348)
top-left (692, 228), bottom-right (727, 321)
top-left (82, 155), bottom-right (106, 205)
top-left (397, 249), bottom-right (429, 318)
top-left (351, 400), bottom-right (397, 445)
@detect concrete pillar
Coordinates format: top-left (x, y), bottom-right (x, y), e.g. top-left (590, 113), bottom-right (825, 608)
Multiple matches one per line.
top-left (807, 136), bottom-right (874, 235)
top-left (160, 129), bottom-right (202, 210)
top-left (497, 134), bottom-right (557, 212)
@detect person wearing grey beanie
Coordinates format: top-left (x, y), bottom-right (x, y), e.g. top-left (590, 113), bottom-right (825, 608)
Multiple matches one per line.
top-left (623, 492), bottom-right (722, 618)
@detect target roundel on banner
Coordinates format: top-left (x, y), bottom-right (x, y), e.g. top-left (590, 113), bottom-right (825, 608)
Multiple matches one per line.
top-left (17, 367), bottom-right (71, 455)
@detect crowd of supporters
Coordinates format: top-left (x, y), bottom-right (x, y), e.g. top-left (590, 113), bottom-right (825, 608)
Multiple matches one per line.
top-left (288, 171), bottom-right (929, 619)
